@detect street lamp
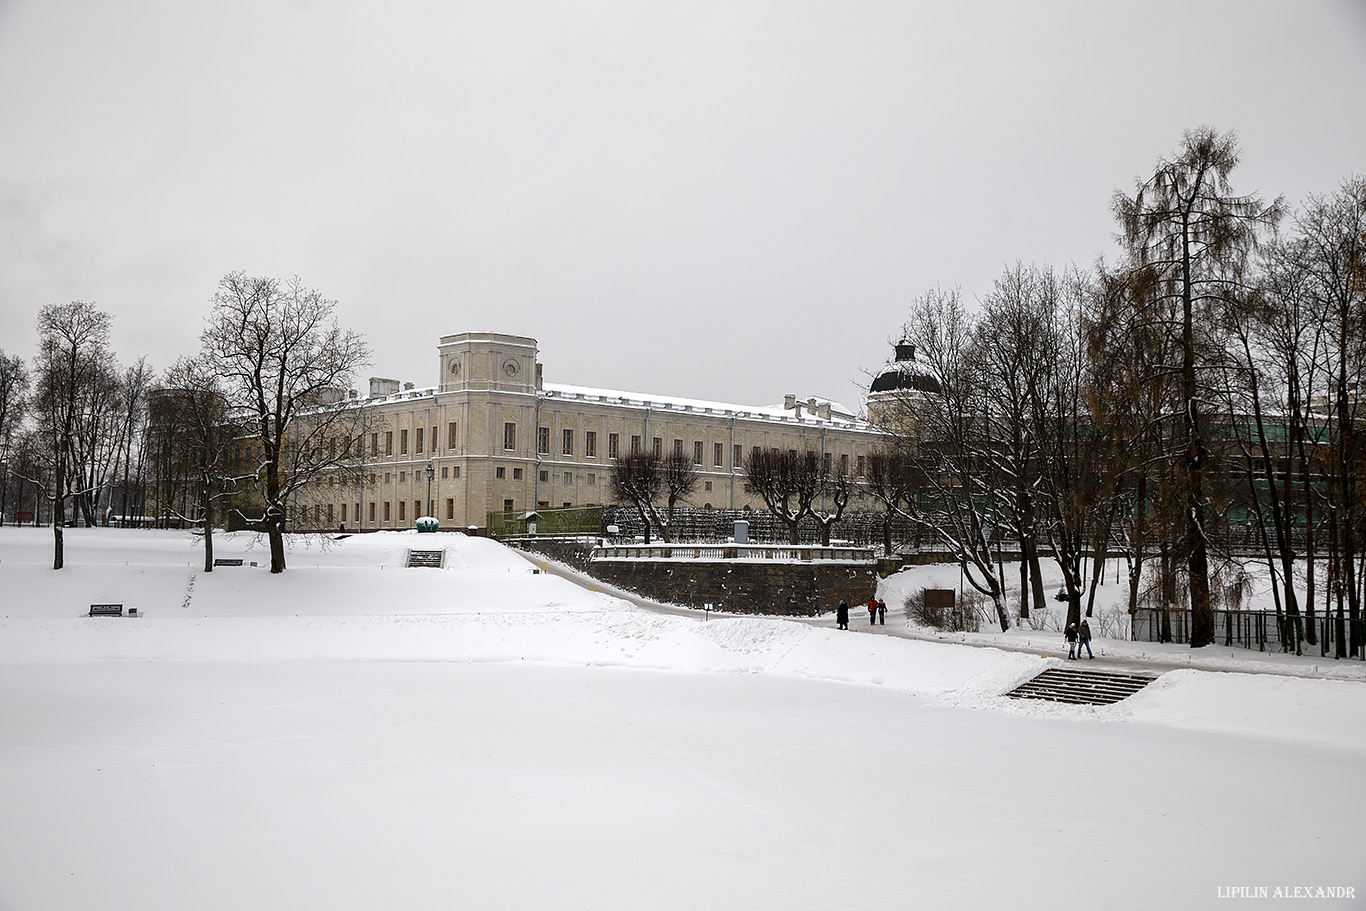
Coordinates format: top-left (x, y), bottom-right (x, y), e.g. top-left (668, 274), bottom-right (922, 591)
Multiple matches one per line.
top-left (425, 461), bottom-right (435, 519)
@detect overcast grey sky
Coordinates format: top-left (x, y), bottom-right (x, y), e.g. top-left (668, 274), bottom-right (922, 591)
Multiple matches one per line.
top-left (2, 0), bottom-right (1363, 410)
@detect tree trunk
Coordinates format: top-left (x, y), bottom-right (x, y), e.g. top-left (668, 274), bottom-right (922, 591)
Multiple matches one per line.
top-left (52, 461), bottom-right (65, 570)
top-left (202, 487), bottom-right (215, 574)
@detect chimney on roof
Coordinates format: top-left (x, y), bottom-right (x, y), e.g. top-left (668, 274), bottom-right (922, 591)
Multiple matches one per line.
top-left (784, 394), bottom-right (796, 410)
top-left (818, 403), bottom-right (831, 420)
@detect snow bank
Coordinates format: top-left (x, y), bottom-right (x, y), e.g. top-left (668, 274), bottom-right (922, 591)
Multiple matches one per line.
top-left (4, 528), bottom-right (1365, 752)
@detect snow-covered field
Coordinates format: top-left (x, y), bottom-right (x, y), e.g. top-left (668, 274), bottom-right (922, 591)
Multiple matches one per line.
top-left (1, 528), bottom-right (1362, 910)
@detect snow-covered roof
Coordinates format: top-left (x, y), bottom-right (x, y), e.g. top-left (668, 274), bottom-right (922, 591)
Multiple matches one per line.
top-left (541, 382), bottom-right (867, 428)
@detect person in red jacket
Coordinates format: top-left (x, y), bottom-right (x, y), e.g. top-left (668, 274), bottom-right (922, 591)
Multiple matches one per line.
top-left (868, 598), bottom-right (878, 625)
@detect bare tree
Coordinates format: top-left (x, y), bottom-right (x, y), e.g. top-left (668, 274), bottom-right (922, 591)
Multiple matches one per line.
top-left (201, 273), bottom-right (369, 573)
top-left (743, 449), bottom-right (819, 545)
top-left (1295, 177), bottom-right (1366, 655)
top-left (871, 287), bottom-right (1012, 630)
top-left (863, 448), bottom-right (921, 555)
top-left (809, 458), bottom-right (855, 547)
top-left (159, 358), bottom-right (246, 572)
top-left (609, 450), bottom-right (662, 543)
top-left (977, 262), bottom-right (1053, 620)
top-left (0, 350), bottom-right (29, 526)
top-left (1112, 127), bottom-right (1283, 647)
top-left (607, 450), bottom-right (699, 543)
top-left (32, 302), bottom-right (113, 568)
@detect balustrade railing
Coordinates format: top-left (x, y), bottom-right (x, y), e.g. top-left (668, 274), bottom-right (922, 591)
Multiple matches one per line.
top-left (593, 543), bottom-right (874, 563)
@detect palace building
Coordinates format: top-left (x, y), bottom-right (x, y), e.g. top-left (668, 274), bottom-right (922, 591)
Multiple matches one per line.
top-left (296, 331), bottom-right (882, 532)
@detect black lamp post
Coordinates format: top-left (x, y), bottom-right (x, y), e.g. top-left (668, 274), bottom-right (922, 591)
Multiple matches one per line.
top-left (425, 461), bottom-right (435, 518)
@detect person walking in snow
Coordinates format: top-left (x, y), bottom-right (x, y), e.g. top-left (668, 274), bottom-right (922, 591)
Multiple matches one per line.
top-left (1065, 622), bottom-right (1078, 659)
top-left (1077, 618), bottom-right (1094, 659)
top-left (868, 598), bottom-right (878, 625)
top-left (876, 599), bottom-right (886, 625)
top-left (836, 600), bottom-right (850, 630)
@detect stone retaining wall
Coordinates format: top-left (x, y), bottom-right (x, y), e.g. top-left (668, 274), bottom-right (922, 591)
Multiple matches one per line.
top-left (511, 538), bottom-right (873, 616)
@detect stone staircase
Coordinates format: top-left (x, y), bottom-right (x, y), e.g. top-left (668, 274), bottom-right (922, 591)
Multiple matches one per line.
top-left (406, 549), bottom-right (446, 568)
top-left (1008, 667), bottom-right (1157, 706)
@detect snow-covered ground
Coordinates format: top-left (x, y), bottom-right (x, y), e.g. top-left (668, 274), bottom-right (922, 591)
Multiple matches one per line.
top-left (877, 559), bottom-right (1366, 681)
top-left (1, 528), bottom-right (1362, 910)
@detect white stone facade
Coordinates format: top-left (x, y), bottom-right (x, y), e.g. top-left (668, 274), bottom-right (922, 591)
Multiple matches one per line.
top-left (306, 331), bottom-right (881, 532)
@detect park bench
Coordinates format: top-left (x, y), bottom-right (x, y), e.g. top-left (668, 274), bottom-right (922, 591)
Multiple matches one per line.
top-left (213, 558), bottom-right (243, 566)
top-left (88, 604), bottom-right (124, 617)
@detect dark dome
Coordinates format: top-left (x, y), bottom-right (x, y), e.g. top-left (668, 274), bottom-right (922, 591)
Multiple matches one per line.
top-left (870, 368), bottom-right (941, 394)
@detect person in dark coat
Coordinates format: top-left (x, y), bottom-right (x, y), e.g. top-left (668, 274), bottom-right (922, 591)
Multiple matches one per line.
top-left (876, 599), bottom-right (887, 625)
top-left (868, 598), bottom-right (878, 625)
top-left (836, 600), bottom-right (849, 630)
top-left (1077, 618), bottom-right (1094, 658)
top-left (1065, 622), bottom-right (1078, 659)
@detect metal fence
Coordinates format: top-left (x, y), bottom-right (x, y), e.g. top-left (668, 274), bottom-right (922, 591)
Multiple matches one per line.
top-left (487, 505), bottom-right (603, 539)
top-left (1133, 608), bottom-right (1365, 659)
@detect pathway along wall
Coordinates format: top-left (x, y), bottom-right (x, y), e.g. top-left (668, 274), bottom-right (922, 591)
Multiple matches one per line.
top-left (515, 540), bottom-right (874, 616)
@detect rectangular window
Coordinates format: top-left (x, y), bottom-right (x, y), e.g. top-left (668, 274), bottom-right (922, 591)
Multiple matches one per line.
top-left (503, 499), bottom-right (514, 513)
top-left (369, 502), bottom-right (376, 522)
top-left (585, 431), bottom-right (596, 458)
top-left (400, 429), bottom-right (409, 455)
top-left (824, 452), bottom-right (833, 472)
top-left (539, 470), bottom-right (548, 482)
top-left (446, 498), bottom-right (454, 519)
top-left (385, 431), bottom-right (393, 455)
top-left (504, 422), bottom-right (516, 451)
top-left (326, 504), bottom-right (334, 524)
top-left (513, 467), bottom-right (523, 480)
top-left (415, 500), bottom-right (421, 520)
top-left (693, 441), bottom-right (703, 465)
top-left (630, 435), bottom-right (641, 455)
top-left (608, 433), bottom-right (618, 460)
top-left (416, 427), bottom-right (424, 453)
top-left (371, 432), bottom-right (379, 456)
top-left (432, 427), bottom-right (438, 453)
top-left (448, 422), bottom-right (458, 449)
top-left (496, 467), bottom-right (506, 479)
top-left (452, 466), bottom-right (460, 479)
top-left (384, 472), bottom-right (391, 484)
top-left (734, 444), bottom-right (742, 467)
top-left (652, 437), bottom-right (662, 458)
top-left (857, 455), bottom-right (866, 477)
top-left (840, 453), bottom-right (849, 474)
top-left (441, 466), bottom-right (449, 479)
top-left (562, 428), bottom-right (574, 455)
top-left (368, 473), bottom-right (375, 485)
top-left (399, 500), bottom-right (406, 521)
top-left (563, 471), bottom-right (572, 484)
top-left (751, 446), bottom-right (760, 461)
top-left (383, 501), bottom-right (391, 521)
top-left (399, 470), bottom-right (406, 483)
top-left (704, 480), bottom-right (712, 491)
top-left (538, 427), bottom-right (550, 454)
top-left (341, 503), bottom-right (347, 522)
top-left (587, 473), bottom-right (595, 486)
top-left (714, 442), bottom-right (723, 467)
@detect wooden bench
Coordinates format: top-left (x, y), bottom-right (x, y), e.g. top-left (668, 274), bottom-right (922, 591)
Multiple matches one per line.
top-left (89, 604), bottom-right (124, 617)
top-left (213, 558), bottom-right (243, 566)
